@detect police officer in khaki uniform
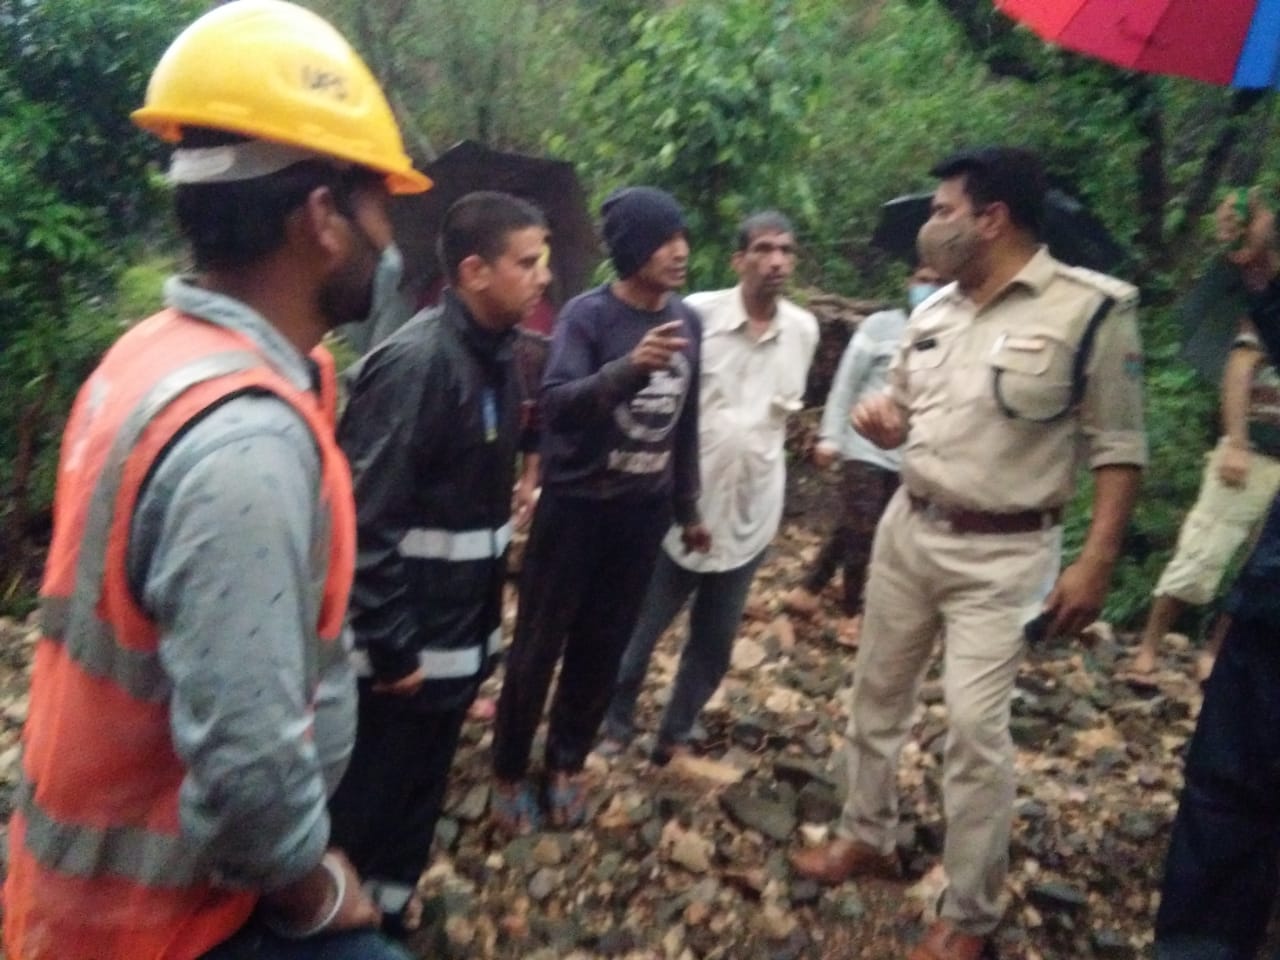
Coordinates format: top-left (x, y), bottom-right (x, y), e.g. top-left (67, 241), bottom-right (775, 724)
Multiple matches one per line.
top-left (790, 147), bottom-right (1146, 960)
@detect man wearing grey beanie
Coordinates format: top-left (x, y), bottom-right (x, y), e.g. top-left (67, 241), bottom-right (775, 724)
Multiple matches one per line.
top-left (491, 186), bottom-right (710, 833)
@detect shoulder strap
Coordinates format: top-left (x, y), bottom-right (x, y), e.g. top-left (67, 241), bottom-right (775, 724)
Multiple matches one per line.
top-left (1069, 295), bottom-right (1116, 409)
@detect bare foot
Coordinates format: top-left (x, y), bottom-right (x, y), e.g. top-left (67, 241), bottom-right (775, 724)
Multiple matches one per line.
top-left (1195, 651), bottom-right (1216, 684)
top-left (594, 737), bottom-right (626, 760)
top-left (1127, 644), bottom-right (1158, 676)
top-left (835, 615), bottom-right (861, 649)
top-left (783, 587), bottom-right (821, 618)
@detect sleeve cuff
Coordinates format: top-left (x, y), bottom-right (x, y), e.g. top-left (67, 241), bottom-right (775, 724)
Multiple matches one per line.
top-left (367, 645), bottom-right (420, 683)
top-left (1088, 432), bottom-right (1148, 470)
top-left (673, 497), bottom-right (701, 526)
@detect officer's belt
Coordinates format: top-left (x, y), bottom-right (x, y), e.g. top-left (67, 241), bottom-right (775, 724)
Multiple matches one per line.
top-left (398, 522), bottom-right (514, 561)
top-left (907, 493), bottom-right (1061, 534)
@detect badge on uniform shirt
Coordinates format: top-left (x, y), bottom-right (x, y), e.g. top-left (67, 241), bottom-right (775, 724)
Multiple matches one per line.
top-left (1124, 351), bottom-right (1143, 379)
top-left (995, 334), bottom-right (1047, 353)
top-left (482, 388), bottom-right (497, 443)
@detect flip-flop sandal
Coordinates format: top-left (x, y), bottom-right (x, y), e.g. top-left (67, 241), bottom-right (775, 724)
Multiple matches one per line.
top-left (380, 894), bottom-right (424, 941)
top-left (594, 737), bottom-right (627, 759)
top-left (490, 782), bottom-right (541, 836)
top-left (545, 774), bottom-right (589, 829)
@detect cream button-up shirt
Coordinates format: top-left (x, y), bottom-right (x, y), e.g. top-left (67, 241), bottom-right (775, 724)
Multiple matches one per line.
top-left (888, 247), bottom-right (1147, 513)
top-left (663, 286), bottom-right (818, 572)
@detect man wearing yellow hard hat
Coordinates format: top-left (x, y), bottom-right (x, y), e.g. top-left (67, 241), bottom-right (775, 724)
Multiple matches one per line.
top-left (2, 3), bottom-right (425, 958)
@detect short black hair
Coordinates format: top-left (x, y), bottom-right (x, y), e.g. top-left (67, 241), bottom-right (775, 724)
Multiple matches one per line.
top-left (437, 191), bottom-right (548, 283)
top-left (736, 210), bottom-right (795, 251)
top-left (929, 146), bottom-right (1047, 237)
top-left (173, 129), bottom-right (379, 271)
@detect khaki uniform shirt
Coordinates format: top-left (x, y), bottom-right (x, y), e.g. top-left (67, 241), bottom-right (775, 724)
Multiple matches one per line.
top-left (887, 247), bottom-right (1147, 513)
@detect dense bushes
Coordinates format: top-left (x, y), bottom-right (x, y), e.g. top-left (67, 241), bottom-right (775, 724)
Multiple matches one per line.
top-left (3, 0), bottom-right (1274, 625)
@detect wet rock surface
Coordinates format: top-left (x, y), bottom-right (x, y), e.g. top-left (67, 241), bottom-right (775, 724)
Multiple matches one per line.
top-left (0, 446), bottom-right (1222, 958)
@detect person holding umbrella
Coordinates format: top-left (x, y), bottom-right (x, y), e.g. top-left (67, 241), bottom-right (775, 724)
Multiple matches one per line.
top-left (1155, 189), bottom-right (1280, 960)
top-left (789, 146), bottom-right (1146, 960)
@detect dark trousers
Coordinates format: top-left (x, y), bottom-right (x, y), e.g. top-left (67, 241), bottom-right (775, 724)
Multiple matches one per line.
top-left (201, 924), bottom-right (411, 960)
top-left (327, 693), bottom-right (469, 913)
top-left (1156, 615), bottom-right (1280, 960)
top-left (604, 548), bottom-right (764, 748)
top-left (803, 459), bottom-right (899, 615)
top-left (492, 491), bottom-right (671, 781)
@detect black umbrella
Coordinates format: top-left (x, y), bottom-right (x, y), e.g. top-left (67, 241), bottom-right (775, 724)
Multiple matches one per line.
top-left (392, 139), bottom-right (597, 312)
top-left (1178, 258), bottom-right (1253, 382)
top-left (871, 188), bottom-right (1128, 274)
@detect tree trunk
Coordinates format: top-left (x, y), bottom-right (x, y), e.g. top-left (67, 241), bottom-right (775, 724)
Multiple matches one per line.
top-left (1, 378), bottom-right (54, 589)
top-left (1127, 78), bottom-right (1167, 284)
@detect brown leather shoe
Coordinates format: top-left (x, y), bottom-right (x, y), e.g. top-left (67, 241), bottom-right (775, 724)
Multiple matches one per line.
top-left (907, 919), bottom-right (987, 960)
top-left (788, 837), bottom-right (901, 884)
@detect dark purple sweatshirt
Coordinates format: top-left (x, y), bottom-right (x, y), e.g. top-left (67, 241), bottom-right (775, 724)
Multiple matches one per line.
top-left (538, 284), bottom-right (701, 524)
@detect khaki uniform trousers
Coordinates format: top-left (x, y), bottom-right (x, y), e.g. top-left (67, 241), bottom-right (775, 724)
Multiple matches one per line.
top-left (839, 488), bottom-right (1061, 935)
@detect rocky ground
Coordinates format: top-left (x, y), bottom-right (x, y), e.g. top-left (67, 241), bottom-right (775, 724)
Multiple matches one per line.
top-left (0, 452), bottom-right (1208, 960)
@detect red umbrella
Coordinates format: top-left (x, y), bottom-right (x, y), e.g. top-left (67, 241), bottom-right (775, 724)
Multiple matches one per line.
top-left (995, 0), bottom-right (1280, 88)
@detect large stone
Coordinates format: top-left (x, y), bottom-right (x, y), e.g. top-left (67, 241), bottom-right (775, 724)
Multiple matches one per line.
top-left (1116, 812), bottom-right (1160, 842)
top-left (528, 867), bottom-right (560, 901)
top-left (795, 782), bottom-right (842, 824)
top-left (773, 756), bottom-right (836, 791)
top-left (731, 637), bottom-right (768, 672)
top-left (1011, 716), bottom-right (1053, 749)
top-left (1027, 882), bottom-right (1088, 915)
top-left (451, 783), bottom-right (489, 822)
top-left (720, 784), bottom-right (798, 842)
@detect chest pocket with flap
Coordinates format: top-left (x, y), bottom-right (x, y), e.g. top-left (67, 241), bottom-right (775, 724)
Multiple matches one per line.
top-left (990, 296), bottom-right (1116, 424)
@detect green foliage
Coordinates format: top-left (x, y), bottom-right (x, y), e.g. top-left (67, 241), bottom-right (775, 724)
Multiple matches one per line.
top-left (550, 0), bottom-right (823, 287)
top-left (0, 0), bottom-right (201, 593)
top-left (1, 0), bottom-right (1272, 628)
top-left (311, 0), bottom-right (588, 155)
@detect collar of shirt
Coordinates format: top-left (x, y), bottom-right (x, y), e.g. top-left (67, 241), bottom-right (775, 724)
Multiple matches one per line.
top-left (701, 285), bottom-right (783, 343)
top-left (441, 287), bottom-right (515, 365)
top-left (932, 244), bottom-right (1059, 317)
top-left (164, 275), bottom-right (317, 393)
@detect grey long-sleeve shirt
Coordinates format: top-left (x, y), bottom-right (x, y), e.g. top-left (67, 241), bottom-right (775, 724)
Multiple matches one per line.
top-left (818, 308), bottom-right (907, 471)
top-left (125, 277), bottom-right (355, 891)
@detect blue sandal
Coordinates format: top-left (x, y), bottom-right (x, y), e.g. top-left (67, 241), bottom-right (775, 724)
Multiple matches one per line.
top-left (545, 773), bottom-right (588, 830)
top-left (490, 782), bottom-right (541, 836)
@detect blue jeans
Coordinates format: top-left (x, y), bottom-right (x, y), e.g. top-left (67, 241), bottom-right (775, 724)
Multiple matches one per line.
top-left (604, 548), bottom-right (764, 749)
top-left (200, 920), bottom-right (413, 960)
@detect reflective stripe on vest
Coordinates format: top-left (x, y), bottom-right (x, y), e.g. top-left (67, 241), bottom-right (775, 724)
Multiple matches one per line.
top-left (47, 350), bottom-right (261, 703)
top-left (351, 625), bottom-right (502, 679)
top-left (13, 777), bottom-right (202, 888)
top-left (397, 521), bottom-right (514, 561)
top-left (39, 595), bottom-right (168, 703)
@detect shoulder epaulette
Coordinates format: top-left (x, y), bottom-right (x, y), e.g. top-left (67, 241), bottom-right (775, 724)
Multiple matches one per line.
top-left (1055, 263), bottom-right (1139, 306)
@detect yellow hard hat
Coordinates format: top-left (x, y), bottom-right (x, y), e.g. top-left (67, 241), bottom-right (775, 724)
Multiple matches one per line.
top-left (132, 0), bottom-right (430, 195)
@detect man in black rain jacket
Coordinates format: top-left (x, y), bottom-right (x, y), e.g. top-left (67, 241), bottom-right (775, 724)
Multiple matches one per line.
top-left (328, 192), bottom-right (550, 936)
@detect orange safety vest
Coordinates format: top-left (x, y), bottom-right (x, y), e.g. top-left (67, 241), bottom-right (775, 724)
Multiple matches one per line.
top-left (3, 309), bottom-right (356, 960)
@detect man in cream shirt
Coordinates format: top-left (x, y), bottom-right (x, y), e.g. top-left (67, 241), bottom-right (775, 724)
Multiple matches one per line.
top-left (600, 210), bottom-right (818, 764)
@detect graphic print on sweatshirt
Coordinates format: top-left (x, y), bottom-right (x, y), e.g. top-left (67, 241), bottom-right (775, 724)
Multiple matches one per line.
top-left (608, 353), bottom-right (691, 476)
